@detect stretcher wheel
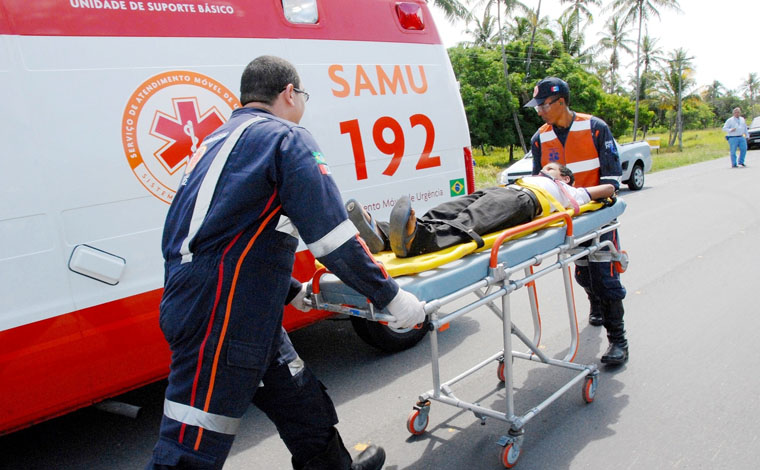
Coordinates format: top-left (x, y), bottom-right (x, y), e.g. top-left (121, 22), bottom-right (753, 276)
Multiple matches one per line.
top-left (582, 376), bottom-right (597, 404)
top-left (500, 442), bottom-right (521, 468)
top-left (406, 409), bottom-right (429, 435)
top-left (497, 361), bottom-right (506, 383)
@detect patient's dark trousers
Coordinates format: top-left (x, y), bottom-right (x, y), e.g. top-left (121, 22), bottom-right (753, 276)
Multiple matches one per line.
top-left (378, 187), bottom-right (536, 257)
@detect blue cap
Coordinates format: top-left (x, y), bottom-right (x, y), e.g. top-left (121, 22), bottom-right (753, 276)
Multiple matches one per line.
top-left (524, 77), bottom-right (569, 107)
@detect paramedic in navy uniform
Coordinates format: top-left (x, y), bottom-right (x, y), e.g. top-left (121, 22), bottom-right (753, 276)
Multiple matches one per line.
top-left (525, 77), bottom-right (628, 366)
top-left (147, 55), bottom-right (425, 470)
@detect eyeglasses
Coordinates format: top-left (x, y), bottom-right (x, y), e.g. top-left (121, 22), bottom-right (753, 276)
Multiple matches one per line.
top-left (534, 96), bottom-right (561, 112)
top-left (294, 87), bottom-right (310, 102)
top-left (281, 85), bottom-right (310, 102)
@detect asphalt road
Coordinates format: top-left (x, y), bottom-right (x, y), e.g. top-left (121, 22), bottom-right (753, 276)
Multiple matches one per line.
top-left (3, 152), bottom-right (760, 470)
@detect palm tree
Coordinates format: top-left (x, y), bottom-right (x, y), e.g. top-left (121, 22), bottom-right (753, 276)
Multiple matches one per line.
top-left (467, 9), bottom-right (498, 46)
top-left (596, 16), bottom-right (634, 94)
top-left (702, 80), bottom-right (725, 103)
top-left (740, 72), bottom-right (759, 108)
top-left (639, 32), bottom-right (664, 76)
top-left (523, 4), bottom-right (556, 76)
top-left (556, 10), bottom-right (582, 56)
top-left (559, 0), bottom-right (601, 35)
top-left (431, 0), bottom-right (469, 22)
top-left (608, 0), bottom-right (682, 140)
top-left (469, 0), bottom-right (530, 151)
top-left (660, 48), bottom-right (694, 149)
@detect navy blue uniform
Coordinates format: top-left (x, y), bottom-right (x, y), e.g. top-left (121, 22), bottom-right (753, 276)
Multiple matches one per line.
top-left (530, 113), bottom-right (626, 302)
top-left (148, 107), bottom-right (398, 469)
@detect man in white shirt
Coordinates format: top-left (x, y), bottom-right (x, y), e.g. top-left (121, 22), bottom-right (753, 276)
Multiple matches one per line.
top-left (347, 163), bottom-right (615, 258)
top-left (723, 107), bottom-right (748, 167)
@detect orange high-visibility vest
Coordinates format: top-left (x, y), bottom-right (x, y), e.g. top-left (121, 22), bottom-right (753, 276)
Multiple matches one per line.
top-left (538, 113), bottom-right (600, 187)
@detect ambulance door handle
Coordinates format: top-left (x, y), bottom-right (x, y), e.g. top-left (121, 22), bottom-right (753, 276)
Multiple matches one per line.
top-left (68, 244), bottom-right (127, 286)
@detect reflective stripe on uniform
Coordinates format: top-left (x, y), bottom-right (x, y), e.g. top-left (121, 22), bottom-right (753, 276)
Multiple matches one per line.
top-left (306, 219), bottom-right (357, 258)
top-left (539, 129), bottom-right (557, 143)
top-left (164, 399), bottom-right (241, 435)
top-left (180, 116), bottom-right (266, 264)
top-left (566, 159), bottom-right (600, 174)
top-left (569, 118), bottom-right (591, 132)
top-left (600, 175), bottom-right (622, 183)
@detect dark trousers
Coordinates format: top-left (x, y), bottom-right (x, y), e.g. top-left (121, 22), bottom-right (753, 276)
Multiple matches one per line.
top-left (147, 233), bottom-right (339, 469)
top-left (379, 186), bottom-right (537, 257)
top-left (575, 229), bottom-right (627, 343)
top-left (574, 229), bottom-right (626, 301)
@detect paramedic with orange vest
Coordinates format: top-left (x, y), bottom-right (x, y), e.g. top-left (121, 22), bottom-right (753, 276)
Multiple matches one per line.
top-left (525, 77), bottom-right (628, 366)
top-left (147, 56), bottom-right (425, 470)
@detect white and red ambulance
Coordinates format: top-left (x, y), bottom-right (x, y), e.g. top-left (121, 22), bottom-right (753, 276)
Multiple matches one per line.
top-left (0, 0), bottom-right (473, 434)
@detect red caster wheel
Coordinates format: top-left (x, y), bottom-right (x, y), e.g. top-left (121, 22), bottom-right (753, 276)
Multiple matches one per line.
top-left (500, 442), bottom-right (521, 468)
top-left (406, 408), bottom-right (429, 435)
top-left (582, 375), bottom-right (597, 404)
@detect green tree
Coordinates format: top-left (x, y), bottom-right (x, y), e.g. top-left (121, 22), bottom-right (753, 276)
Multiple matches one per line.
top-left (679, 98), bottom-right (714, 130)
top-left (596, 93), bottom-right (635, 137)
top-left (467, 9), bottom-right (498, 47)
top-left (556, 10), bottom-right (588, 59)
top-left (639, 32), bottom-right (664, 76)
top-left (448, 47), bottom-right (518, 150)
top-left (659, 48), bottom-right (694, 148)
top-left (596, 16), bottom-right (634, 94)
top-left (607, 0), bottom-right (682, 140)
top-left (545, 53), bottom-right (604, 114)
top-left (559, 0), bottom-right (601, 37)
top-left (431, 0), bottom-right (469, 21)
top-left (740, 72), bottom-right (759, 109)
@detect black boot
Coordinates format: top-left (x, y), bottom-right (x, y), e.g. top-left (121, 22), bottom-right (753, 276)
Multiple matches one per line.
top-left (297, 429), bottom-right (385, 470)
top-left (588, 294), bottom-right (603, 326)
top-left (600, 299), bottom-right (628, 365)
top-left (601, 342), bottom-right (628, 365)
top-left (351, 445), bottom-right (386, 470)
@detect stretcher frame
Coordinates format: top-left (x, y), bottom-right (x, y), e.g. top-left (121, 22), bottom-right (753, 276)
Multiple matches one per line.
top-left (307, 206), bottom-right (627, 468)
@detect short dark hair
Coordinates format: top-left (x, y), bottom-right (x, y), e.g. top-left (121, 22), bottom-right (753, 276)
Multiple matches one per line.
top-left (558, 164), bottom-right (575, 185)
top-left (240, 55), bottom-right (301, 106)
top-left (557, 91), bottom-right (570, 107)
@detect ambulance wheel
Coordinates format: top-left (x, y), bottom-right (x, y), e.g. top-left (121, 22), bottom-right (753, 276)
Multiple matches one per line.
top-left (406, 409), bottom-right (429, 435)
top-left (583, 376), bottom-right (597, 404)
top-left (350, 317), bottom-right (428, 352)
top-left (500, 443), bottom-right (521, 468)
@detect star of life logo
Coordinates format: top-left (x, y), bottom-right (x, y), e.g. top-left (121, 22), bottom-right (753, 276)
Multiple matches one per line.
top-left (549, 149), bottom-right (560, 162)
top-left (121, 71), bottom-right (240, 204)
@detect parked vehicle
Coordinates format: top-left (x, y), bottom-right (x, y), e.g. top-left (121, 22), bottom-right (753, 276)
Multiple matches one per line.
top-left (0, 0), bottom-right (473, 435)
top-left (499, 140), bottom-right (652, 190)
top-left (747, 117), bottom-right (760, 149)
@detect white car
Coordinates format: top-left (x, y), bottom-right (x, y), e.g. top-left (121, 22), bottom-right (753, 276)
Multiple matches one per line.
top-left (499, 140), bottom-right (652, 190)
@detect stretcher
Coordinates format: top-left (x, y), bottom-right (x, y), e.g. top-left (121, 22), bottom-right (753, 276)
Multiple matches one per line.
top-left (307, 198), bottom-right (628, 468)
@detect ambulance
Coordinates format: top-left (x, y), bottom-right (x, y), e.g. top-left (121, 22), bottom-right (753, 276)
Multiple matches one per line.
top-left (0, 0), bottom-right (473, 434)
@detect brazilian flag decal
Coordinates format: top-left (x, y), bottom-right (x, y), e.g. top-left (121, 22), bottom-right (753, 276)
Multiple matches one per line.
top-left (312, 151), bottom-right (330, 175)
top-left (449, 178), bottom-right (465, 196)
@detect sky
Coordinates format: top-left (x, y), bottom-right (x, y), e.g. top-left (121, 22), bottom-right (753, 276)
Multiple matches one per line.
top-left (430, 0), bottom-right (760, 93)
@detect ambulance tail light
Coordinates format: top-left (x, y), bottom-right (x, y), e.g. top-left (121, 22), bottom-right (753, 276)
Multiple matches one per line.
top-left (395, 2), bottom-right (424, 30)
top-left (282, 0), bottom-right (319, 24)
top-left (463, 146), bottom-right (475, 194)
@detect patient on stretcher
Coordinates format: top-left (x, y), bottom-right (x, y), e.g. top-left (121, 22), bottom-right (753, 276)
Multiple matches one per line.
top-left (347, 163), bottom-right (615, 258)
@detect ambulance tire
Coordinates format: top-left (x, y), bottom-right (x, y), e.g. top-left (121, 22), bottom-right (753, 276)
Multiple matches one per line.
top-left (349, 317), bottom-right (429, 352)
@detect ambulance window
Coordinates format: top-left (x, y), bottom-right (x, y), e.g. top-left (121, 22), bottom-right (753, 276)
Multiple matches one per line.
top-left (282, 0), bottom-right (319, 24)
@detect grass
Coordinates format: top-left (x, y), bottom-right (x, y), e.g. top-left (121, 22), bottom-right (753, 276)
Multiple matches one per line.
top-left (473, 127), bottom-right (729, 187)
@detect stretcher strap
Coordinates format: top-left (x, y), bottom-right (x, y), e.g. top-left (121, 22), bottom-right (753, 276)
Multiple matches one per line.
top-left (515, 180), bottom-right (565, 217)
